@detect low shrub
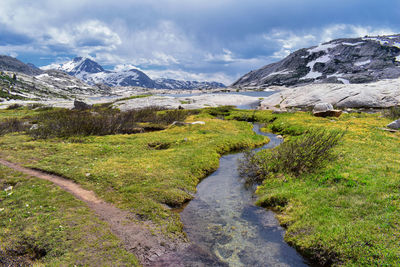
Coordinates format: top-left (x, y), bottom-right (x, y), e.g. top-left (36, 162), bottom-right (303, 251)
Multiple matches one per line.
top-left (206, 106), bottom-right (235, 117)
top-left (0, 118), bottom-right (28, 136)
top-left (383, 106), bottom-right (400, 120)
top-left (239, 128), bottom-right (344, 183)
top-left (29, 106), bottom-right (198, 139)
top-left (6, 103), bottom-right (23, 110)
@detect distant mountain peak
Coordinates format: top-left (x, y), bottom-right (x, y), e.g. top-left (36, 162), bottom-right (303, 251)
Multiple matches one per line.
top-left (73, 56), bottom-right (83, 62)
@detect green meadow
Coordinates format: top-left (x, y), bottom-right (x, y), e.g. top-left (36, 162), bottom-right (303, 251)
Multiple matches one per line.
top-left (0, 106), bottom-right (399, 265)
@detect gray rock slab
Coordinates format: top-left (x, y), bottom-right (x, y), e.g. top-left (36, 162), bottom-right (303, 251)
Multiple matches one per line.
top-left (260, 79), bottom-right (400, 109)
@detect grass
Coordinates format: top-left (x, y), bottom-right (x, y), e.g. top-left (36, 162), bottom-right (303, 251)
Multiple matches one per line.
top-left (2, 105), bottom-right (398, 265)
top-left (0, 165), bottom-right (138, 266)
top-left (0, 108), bottom-right (266, 237)
top-left (230, 109), bottom-right (400, 266)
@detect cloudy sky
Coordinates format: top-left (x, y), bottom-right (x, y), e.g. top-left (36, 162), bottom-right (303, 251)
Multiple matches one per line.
top-left (1, 0), bottom-right (400, 84)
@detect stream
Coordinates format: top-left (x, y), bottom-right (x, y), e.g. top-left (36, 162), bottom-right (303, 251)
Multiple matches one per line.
top-left (176, 123), bottom-right (309, 266)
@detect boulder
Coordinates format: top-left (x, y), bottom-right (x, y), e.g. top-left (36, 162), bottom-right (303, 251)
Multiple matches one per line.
top-left (312, 102), bottom-right (342, 117)
top-left (313, 102), bottom-right (334, 113)
top-left (387, 119), bottom-right (400, 130)
top-left (73, 100), bottom-right (91, 110)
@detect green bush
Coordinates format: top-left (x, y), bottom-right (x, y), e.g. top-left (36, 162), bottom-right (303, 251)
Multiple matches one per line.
top-left (239, 128), bottom-right (344, 183)
top-left (29, 106), bottom-right (198, 139)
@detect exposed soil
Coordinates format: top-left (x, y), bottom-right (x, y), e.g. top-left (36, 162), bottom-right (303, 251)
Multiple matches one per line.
top-left (0, 158), bottom-right (186, 266)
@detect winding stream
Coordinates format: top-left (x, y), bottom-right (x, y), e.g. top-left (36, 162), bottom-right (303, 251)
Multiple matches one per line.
top-left (178, 124), bottom-right (309, 266)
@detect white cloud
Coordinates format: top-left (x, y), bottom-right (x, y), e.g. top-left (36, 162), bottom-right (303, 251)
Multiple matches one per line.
top-left (264, 24), bottom-right (398, 60)
top-left (205, 49), bottom-right (235, 63)
top-left (320, 24), bottom-right (396, 42)
top-left (46, 20), bottom-right (121, 54)
top-left (264, 31), bottom-right (317, 59)
top-left (113, 64), bottom-right (142, 72)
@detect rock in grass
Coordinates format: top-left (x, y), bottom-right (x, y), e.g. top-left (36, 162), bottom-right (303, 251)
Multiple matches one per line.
top-left (387, 119), bottom-right (400, 129)
top-left (313, 102), bottom-right (342, 117)
top-left (73, 100), bottom-right (91, 110)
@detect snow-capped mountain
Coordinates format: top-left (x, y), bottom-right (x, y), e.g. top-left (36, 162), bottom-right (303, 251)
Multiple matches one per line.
top-left (42, 57), bottom-right (157, 88)
top-left (154, 78), bottom-right (226, 90)
top-left (42, 57), bottom-right (225, 89)
top-left (232, 34), bottom-right (400, 88)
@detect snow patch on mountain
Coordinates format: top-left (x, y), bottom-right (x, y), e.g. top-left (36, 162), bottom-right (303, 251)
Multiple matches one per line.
top-left (233, 34), bottom-right (400, 88)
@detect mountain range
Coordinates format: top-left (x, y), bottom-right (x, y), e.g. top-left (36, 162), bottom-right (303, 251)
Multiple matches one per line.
top-left (42, 57), bottom-right (226, 89)
top-left (233, 34), bottom-right (400, 88)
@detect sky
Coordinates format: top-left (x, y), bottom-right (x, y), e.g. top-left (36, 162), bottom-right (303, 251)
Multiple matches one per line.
top-left (1, 0), bottom-right (400, 85)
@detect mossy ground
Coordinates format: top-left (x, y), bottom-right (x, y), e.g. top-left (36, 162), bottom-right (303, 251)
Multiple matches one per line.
top-left (0, 165), bottom-right (139, 266)
top-left (229, 109), bottom-right (400, 266)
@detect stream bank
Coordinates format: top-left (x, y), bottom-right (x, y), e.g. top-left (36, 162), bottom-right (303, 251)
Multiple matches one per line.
top-left (152, 124), bottom-right (309, 266)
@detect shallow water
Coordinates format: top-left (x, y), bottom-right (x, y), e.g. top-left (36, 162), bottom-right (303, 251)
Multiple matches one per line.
top-left (161, 90), bottom-right (276, 99)
top-left (179, 124), bottom-right (309, 266)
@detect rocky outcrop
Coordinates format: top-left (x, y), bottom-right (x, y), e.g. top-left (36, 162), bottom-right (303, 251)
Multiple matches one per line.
top-left (0, 69), bottom-right (110, 101)
top-left (233, 34), bottom-right (400, 88)
top-left (260, 78), bottom-right (400, 110)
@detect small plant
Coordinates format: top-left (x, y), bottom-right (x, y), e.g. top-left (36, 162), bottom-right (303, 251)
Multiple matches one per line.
top-left (148, 141), bottom-right (171, 150)
top-left (6, 103), bottom-right (23, 110)
top-left (239, 128), bottom-right (345, 183)
top-left (0, 118), bottom-right (28, 136)
top-left (383, 106), bottom-right (400, 120)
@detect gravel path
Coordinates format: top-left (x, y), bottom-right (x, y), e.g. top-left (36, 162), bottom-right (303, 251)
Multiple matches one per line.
top-left (0, 158), bottom-right (185, 266)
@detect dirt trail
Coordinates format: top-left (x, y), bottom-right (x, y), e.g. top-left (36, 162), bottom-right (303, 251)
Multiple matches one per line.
top-left (0, 158), bottom-right (185, 266)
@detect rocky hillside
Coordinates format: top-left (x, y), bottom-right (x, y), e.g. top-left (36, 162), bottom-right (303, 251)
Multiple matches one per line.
top-left (0, 55), bottom-right (43, 76)
top-left (0, 57), bottom-right (111, 101)
top-left (43, 57), bottom-right (225, 89)
top-left (233, 34), bottom-right (400, 88)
